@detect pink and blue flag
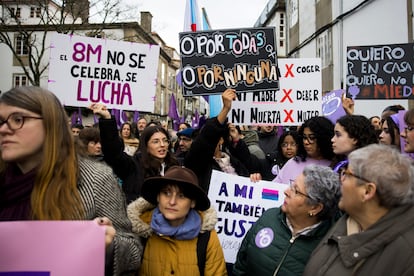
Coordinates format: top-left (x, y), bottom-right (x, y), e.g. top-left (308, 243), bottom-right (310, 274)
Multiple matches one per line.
top-left (262, 188), bottom-right (279, 201)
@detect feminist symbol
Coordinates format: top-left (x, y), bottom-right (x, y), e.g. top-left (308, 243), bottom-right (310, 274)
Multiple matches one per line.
top-left (266, 45), bottom-right (276, 59)
top-left (255, 227), bottom-right (274, 248)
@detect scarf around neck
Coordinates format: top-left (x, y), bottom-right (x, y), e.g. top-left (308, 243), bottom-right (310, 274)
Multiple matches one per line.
top-left (150, 207), bottom-right (201, 240)
top-left (0, 164), bottom-right (37, 220)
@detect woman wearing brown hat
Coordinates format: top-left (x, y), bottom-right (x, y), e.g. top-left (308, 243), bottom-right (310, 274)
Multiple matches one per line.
top-left (127, 166), bottom-right (227, 276)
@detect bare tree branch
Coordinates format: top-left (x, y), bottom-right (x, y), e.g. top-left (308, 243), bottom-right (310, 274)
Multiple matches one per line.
top-left (0, 0), bottom-right (139, 86)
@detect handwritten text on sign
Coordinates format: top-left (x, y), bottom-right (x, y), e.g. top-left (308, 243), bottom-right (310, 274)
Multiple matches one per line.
top-left (179, 27), bottom-right (279, 96)
top-left (346, 43), bottom-right (414, 99)
top-left (230, 58), bottom-right (322, 126)
top-left (208, 170), bottom-right (288, 263)
top-left (48, 33), bottom-right (160, 111)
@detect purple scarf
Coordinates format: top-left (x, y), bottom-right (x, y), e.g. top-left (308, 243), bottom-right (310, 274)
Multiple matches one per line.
top-left (0, 164), bottom-right (36, 220)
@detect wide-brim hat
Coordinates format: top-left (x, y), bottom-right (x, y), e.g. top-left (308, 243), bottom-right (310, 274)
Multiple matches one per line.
top-left (141, 166), bottom-right (210, 211)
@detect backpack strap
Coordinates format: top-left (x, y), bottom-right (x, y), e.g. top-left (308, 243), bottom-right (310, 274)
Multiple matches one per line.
top-left (197, 231), bottom-right (211, 276)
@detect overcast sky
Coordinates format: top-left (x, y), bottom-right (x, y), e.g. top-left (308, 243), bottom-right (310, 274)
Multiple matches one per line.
top-left (131, 0), bottom-right (270, 49)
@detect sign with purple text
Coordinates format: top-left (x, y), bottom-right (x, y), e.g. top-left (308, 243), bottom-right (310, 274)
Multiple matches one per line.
top-left (48, 33), bottom-right (160, 112)
top-left (346, 43), bottom-right (414, 99)
top-left (229, 58), bottom-right (322, 126)
top-left (0, 221), bottom-right (105, 276)
top-left (179, 27), bottom-right (279, 96)
top-left (208, 170), bottom-right (288, 263)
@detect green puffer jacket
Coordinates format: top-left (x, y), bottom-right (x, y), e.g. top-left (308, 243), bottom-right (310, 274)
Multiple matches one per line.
top-left (233, 207), bottom-right (333, 276)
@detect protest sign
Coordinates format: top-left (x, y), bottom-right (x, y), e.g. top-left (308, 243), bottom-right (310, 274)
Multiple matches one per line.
top-left (48, 33), bottom-right (160, 112)
top-left (346, 42), bottom-right (414, 99)
top-left (179, 27), bottom-right (279, 96)
top-left (208, 170), bottom-right (288, 263)
top-left (229, 58), bottom-right (322, 126)
top-left (322, 89), bottom-right (346, 124)
top-left (0, 221), bottom-right (105, 276)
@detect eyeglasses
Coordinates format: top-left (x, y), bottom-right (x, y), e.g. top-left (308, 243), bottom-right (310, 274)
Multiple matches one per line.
top-left (339, 167), bottom-right (371, 183)
top-left (289, 180), bottom-right (312, 199)
top-left (149, 138), bottom-right (170, 146)
top-left (0, 113), bottom-right (43, 131)
top-left (281, 142), bottom-right (297, 148)
top-left (301, 134), bottom-right (317, 144)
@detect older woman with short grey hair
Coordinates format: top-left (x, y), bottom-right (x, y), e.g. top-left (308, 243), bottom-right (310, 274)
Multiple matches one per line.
top-left (303, 165), bottom-right (341, 220)
top-left (304, 144), bottom-right (414, 276)
top-left (233, 165), bottom-right (341, 276)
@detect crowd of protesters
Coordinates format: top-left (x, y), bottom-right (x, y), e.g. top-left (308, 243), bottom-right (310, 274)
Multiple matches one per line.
top-left (2, 86), bottom-right (414, 275)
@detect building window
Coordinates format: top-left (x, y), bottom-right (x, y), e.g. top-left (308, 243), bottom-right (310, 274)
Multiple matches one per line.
top-left (316, 30), bottom-right (332, 68)
top-left (10, 7), bottom-right (21, 18)
top-left (15, 34), bottom-right (29, 56)
top-left (168, 72), bottom-right (176, 91)
top-left (14, 75), bottom-right (28, 87)
top-left (280, 40), bottom-right (284, 47)
top-left (161, 63), bottom-right (166, 86)
top-left (280, 13), bottom-right (284, 25)
top-left (30, 7), bottom-right (42, 18)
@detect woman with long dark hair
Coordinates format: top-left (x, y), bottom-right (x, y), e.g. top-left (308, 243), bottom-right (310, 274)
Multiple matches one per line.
top-left (90, 103), bottom-right (178, 203)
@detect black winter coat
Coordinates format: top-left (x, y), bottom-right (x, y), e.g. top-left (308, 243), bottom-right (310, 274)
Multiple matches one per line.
top-left (184, 117), bottom-right (250, 192)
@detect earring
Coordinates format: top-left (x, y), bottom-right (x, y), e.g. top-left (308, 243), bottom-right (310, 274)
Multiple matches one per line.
top-left (308, 213), bottom-right (313, 217)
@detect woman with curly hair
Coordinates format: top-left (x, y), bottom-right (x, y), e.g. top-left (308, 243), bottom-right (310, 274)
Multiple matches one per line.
top-left (331, 114), bottom-right (378, 172)
top-left (273, 116), bottom-right (335, 185)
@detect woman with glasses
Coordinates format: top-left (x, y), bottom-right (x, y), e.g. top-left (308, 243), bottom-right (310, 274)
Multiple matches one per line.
top-left (331, 115), bottom-right (378, 172)
top-left (0, 86), bottom-right (142, 275)
top-left (270, 130), bottom-right (300, 177)
top-left (304, 144), bottom-right (414, 275)
top-left (273, 116), bottom-right (335, 185)
top-left (233, 164), bottom-right (341, 276)
top-left (90, 103), bottom-right (178, 203)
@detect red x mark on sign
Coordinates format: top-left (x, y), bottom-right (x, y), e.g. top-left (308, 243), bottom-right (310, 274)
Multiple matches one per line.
top-left (284, 64), bottom-right (294, 78)
top-left (281, 89), bottom-right (293, 103)
top-left (284, 109), bottom-right (294, 123)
